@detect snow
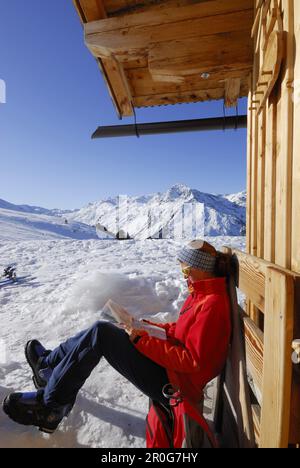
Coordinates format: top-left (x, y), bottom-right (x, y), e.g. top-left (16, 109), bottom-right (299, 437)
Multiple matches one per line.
top-left (68, 184), bottom-right (246, 239)
top-left (0, 198), bottom-right (74, 217)
top-left (0, 236), bottom-right (246, 448)
top-left (0, 207), bottom-right (98, 241)
top-left (0, 185), bottom-right (246, 242)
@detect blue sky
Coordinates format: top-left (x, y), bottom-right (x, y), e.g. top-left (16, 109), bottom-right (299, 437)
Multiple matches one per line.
top-left (0, 0), bottom-right (247, 210)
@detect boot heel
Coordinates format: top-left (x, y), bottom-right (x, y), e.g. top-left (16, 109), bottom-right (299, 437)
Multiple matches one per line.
top-left (39, 426), bottom-right (56, 434)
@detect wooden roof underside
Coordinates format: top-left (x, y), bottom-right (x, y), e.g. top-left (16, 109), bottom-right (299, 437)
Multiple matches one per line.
top-left (73, 0), bottom-right (254, 118)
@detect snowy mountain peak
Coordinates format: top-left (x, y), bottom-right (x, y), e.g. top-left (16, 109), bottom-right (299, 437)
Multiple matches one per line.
top-left (0, 185), bottom-right (246, 241)
top-left (164, 183), bottom-right (193, 200)
top-left (68, 185), bottom-right (246, 239)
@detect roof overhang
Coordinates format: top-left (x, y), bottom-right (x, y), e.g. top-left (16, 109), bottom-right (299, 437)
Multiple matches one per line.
top-left (73, 0), bottom-right (254, 118)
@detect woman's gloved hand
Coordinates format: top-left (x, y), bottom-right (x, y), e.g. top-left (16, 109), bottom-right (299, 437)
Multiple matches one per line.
top-left (124, 318), bottom-right (145, 343)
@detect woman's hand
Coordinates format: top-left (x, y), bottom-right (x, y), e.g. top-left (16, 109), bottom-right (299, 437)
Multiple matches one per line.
top-left (125, 328), bottom-right (142, 343)
top-left (124, 318), bottom-right (145, 343)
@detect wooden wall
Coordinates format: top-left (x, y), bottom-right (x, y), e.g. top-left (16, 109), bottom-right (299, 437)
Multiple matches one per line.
top-left (247, 0), bottom-right (297, 272)
top-left (244, 0), bottom-right (300, 447)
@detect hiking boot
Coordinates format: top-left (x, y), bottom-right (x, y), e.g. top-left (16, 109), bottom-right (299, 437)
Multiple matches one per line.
top-left (25, 340), bottom-right (53, 389)
top-left (2, 391), bottom-right (67, 434)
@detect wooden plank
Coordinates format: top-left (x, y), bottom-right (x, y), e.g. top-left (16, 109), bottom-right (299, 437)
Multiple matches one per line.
top-left (73, 0), bottom-right (107, 22)
top-left (230, 248), bottom-right (266, 313)
top-left (224, 78), bottom-right (241, 107)
top-left (222, 247), bottom-right (256, 448)
top-left (243, 314), bottom-right (264, 398)
top-left (126, 67), bottom-right (250, 96)
top-left (251, 4), bottom-right (262, 38)
top-left (246, 87), bottom-right (253, 254)
top-left (133, 87), bottom-right (227, 107)
top-left (292, 0), bottom-right (300, 273)
top-left (251, 404), bottom-right (261, 446)
top-left (256, 109), bottom-right (266, 258)
top-left (148, 31), bottom-right (253, 78)
top-left (92, 0), bottom-right (254, 32)
top-left (260, 267), bottom-right (294, 448)
top-left (220, 387), bottom-right (239, 448)
top-left (73, 0), bottom-right (127, 117)
top-left (104, 0), bottom-right (221, 17)
top-left (264, 93), bottom-right (277, 262)
top-left (150, 68), bottom-right (251, 86)
top-left (231, 248), bottom-right (300, 279)
top-left (256, 30), bottom-right (284, 113)
top-left (274, 0), bottom-right (294, 270)
top-left (85, 10), bottom-right (253, 59)
top-left (123, 57), bottom-right (148, 70)
top-left (101, 57), bottom-right (134, 116)
top-left (263, 5), bottom-right (280, 50)
top-left (250, 114), bottom-right (258, 258)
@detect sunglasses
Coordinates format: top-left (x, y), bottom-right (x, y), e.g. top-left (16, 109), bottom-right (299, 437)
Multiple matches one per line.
top-left (181, 266), bottom-right (192, 279)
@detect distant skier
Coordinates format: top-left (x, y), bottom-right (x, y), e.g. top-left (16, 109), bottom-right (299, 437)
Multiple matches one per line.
top-left (2, 266), bottom-right (17, 282)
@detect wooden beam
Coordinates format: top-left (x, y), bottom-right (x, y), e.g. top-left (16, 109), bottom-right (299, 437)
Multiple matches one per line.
top-left (224, 78), bottom-right (241, 107)
top-left (85, 10), bottom-right (253, 60)
top-left (246, 86), bottom-right (253, 254)
top-left (88, 0), bottom-right (254, 32)
top-left (274, 0), bottom-right (294, 270)
top-left (256, 109), bottom-right (266, 258)
top-left (228, 247), bottom-right (300, 317)
top-left (133, 87), bottom-right (226, 107)
top-left (264, 93), bottom-right (277, 263)
top-left (230, 248), bottom-right (266, 313)
top-left (73, 0), bottom-right (107, 22)
top-left (148, 31), bottom-right (253, 78)
top-left (243, 313), bottom-right (264, 401)
top-left (126, 67), bottom-right (250, 97)
top-left (73, 0), bottom-right (128, 117)
top-left (260, 267), bottom-right (294, 448)
top-left (105, 0), bottom-right (252, 18)
top-left (101, 57), bottom-right (134, 116)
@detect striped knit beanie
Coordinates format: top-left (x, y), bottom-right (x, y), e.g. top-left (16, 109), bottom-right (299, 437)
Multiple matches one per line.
top-left (177, 240), bottom-right (217, 273)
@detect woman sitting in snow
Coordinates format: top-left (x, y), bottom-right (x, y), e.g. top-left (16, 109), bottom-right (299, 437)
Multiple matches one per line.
top-left (3, 240), bottom-right (232, 445)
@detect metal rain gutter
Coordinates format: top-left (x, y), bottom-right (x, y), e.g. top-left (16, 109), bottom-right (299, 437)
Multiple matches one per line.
top-left (92, 115), bottom-right (247, 139)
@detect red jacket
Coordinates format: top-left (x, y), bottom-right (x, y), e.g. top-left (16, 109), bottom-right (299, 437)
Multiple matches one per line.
top-left (134, 277), bottom-right (231, 404)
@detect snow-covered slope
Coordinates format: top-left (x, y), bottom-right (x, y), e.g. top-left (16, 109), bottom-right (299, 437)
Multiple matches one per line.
top-left (0, 237), bottom-right (246, 448)
top-left (0, 207), bottom-right (98, 241)
top-left (0, 198), bottom-right (73, 217)
top-left (68, 184), bottom-right (246, 239)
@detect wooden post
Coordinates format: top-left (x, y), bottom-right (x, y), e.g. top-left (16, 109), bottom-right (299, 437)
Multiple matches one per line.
top-left (264, 92), bottom-right (277, 263)
top-left (260, 267), bottom-right (294, 448)
top-left (274, 0), bottom-right (294, 270)
top-left (292, 0), bottom-right (300, 273)
top-left (222, 248), bottom-right (256, 448)
top-left (256, 108), bottom-right (266, 259)
top-left (246, 87), bottom-right (253, 255)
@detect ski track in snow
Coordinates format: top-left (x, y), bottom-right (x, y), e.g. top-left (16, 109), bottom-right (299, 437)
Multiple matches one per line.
top-left (0, 237), bottom-right (245, 448)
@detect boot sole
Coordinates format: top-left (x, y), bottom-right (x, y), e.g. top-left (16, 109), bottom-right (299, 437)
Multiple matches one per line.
top-left (2, 395), bottom-right (58, 434)
top-left (24, 341), bottom-right (46, 390)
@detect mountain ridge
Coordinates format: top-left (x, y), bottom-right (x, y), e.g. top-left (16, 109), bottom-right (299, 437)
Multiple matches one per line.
top-left (0, 184), bottom-right (246, 240)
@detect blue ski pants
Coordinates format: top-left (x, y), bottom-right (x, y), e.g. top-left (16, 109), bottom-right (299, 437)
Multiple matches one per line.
top-left (42, 321), bottom-right (170, 408)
